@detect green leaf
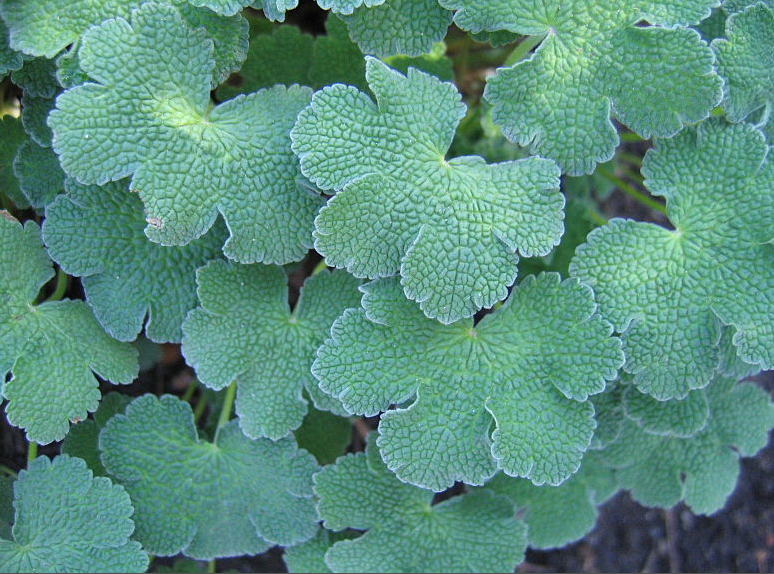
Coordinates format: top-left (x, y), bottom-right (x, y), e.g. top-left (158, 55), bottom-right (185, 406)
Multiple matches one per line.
top-left (0, 115), bottom-right (28, 208)
top-left (0, 0), bottom-right (248, 85)
top-left (317, 0), bottom-right (385, 14)
top-left (314, 273), bottom-right (623, 490)
top-left (292, 58), bottom-right (563, 323)
top-left (61, 392), bottom-right (132, 476)
top-left (294, 407), bottom-right (352, 465)
top-left (717, 326), bottom-right (760, 379)
top-left (49, 2), bottom-right (320, 263)
top-left (570, 119), bottom-right (774, 400)
top-left (314, 436), bottom-right (527, 573)
top-left (602, 375), bottom-right (774, 515)
top-left (257, 0), bottom-right (299, 21)
top-left (481, 452), bottom-right (616, 549)
top-left (0, 18), bottom-right (22, 79)
top-left (449, 0), bottom-right (723, 174)
top-left (55, 47), bottom-right (90, 88)
top-left (10, 56), bottom-right (57, 98)
top-left (340, 0), bottom-right (453, 57)
top-left (20, 94), bottom-right (55, 148)
top-left (100, 394), bottom-right (320, 559)
top-left (383, 41), bottom-right (455, 82)
top-left (0, 455), bottom-right (148, 573)
top-left (283, 528), bottom-right (350, 574)
top-left (43, 179), bottom-right (226, 343)
top-left (589, 381), bottom-right (625, 450)
top-left (182, 262), bottom-right (361, 439)
top-left (623, 385), bottom-right (709, 438)
top-left (216, 17), bottom-right (367, 101)
top-left (713, 3), bottom-right (774, 123)
top-left (12, 139), bottom-right (64, 208)
top-left (0, 475), bottom-right (13, 540)
top-left (0, 215), bottom-right (138, 444)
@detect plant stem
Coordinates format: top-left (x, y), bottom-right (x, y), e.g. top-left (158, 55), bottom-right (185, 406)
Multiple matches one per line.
top-left (504, 34), bottom-right (545, 67)
top-left (587, 207), bottom-right (608, 227)
top-left (45, 268), bottom-right (69, 302)
top-left (0, 464), bottom-right (17, 478)
top-left (27, 441), bottom-right (38, 464)
top-left (207, 559), bottom-right (216, 574)
top-left (311, 259), bottom-right (328, 275)
top-left (616, 151), bottom-right (643, 168)
top-left (215, 381), bottom-right (237, 440)
top-left (181, 378), bottom-right (199, 403)
top-left (619, 131), bottom-right (645, 143)
top-left (596, 168), bottom-right (667, 216)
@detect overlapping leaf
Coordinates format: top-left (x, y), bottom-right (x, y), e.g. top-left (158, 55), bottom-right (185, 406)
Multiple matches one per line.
top-left (292, 57), bottom-right (563, 323)
top-left (0, 455), bottom-right (147, 573)
top-left (183, 262), bottom-right (361, 439)
top-left (258, 0), bottom-right (299, 21)
top-left (571, 119), bottom-right (774, 400)
top-left (441, 0), bottom-right (723, 174)
top-left (0, 18), bottom-right (22, 79)
top-left (623, 385), bottom-right (709, 438)
top-left (712, 3), bottom-right (774, 125)
top-left (339, 0), bottom-right (453, 57)
top-left (0, 0), bottom-right (247, 85)
top-left (481, 452), bottom-right (617, 549)
top-left (50, 2), bottom-right (321, 263)
top-left (0, 216), bottom-right (138, 444)
top-left (314, 435), bottom-right (527, 573)
top-left (100, 394), bottom-right (320, 559)
top-left (314, 273), bottom-right (623, 491)
top-left (216, 18), bottom-right (367, 101)
top-left (43, 179), bottom-right (226, 342)
top-left (602, 376), bottom-right (774, 514)
top-left (12, 139), bottom-right (64, 208)
top-left (0, 116), bottom-right (27, 208)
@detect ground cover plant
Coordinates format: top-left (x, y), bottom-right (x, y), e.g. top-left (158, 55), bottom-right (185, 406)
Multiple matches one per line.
top-left (0, 0), bottom-right (773, 572)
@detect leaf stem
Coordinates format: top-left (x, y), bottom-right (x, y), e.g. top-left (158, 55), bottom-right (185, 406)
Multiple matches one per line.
top-left (193, 391), bottom-right (208, 424)
top-left (504, 34), bottom-right (545, 67)
top-left (181, 378), bottom-right (199, 404)
top-left (619, 131), bottom-right (645, 143)
top-left (207, 559), bottom-right (216, 574)
top-left (27, 441), bottom-right (38, 465)
top-left (311, 259), bottom-right (328, 275)
top-left (616, 151), bottom-right (643, 168)
top-left (587, 207), bottom-right (608, 227)
top-left (45, 268), bottom-right (69, 302)
top-left (215, 380), bottom-right (237, 440)
top-left (596, 168), bottom-right (667, 216)
top-left (0, 464), bottom-right (17, 478)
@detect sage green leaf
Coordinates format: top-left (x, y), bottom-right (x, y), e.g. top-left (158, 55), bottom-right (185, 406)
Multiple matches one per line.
top-left (445, 0), bottom-right (723, 174)
top-left (314, 436), bottom-right (527, 573)
top-left (0, 216), bottom-right (138, 444)
top-left (294, 407), bottom-right (352, 465)
top-left (182, 262), bottom-right (361, 439)
top-left (12, 139), bottom-right (64, 208)
top-left (10, 57), bottom-right (57, 98)
top-left (0, 116), bottom-right (27, 208)
top-left (292, 57), bottom-right (563, 323)
top-left (623, 385), bottom-right (709, 438)
top-left (713, 3), bottom-right (774, 123)
top-left (43, 179), bottom-right (226, 343)
top-left (0, 455), bottom-right (147, 573)
top-left (257, 0), bottom-right (299, 21)
top-left (314, 273), bottom-right (623, 490)
top-left (482, 452), bottom-right (616, 549)
top-left (20, 95), bottom-right (55, 147)
top-left (317, 0), bottom-right (384, 14)
top-left (571, 119), bottom-right (774, 400)
top-left (603, 376), bottom-right (774, 515)
top-left (340, 0), bottom-right (453, 57)
top-left (49, 2), bottom-right (320, 263)
top-left (0, 475), bottom-right (11, 540)
top-left (0, 19), bottom-right (22, 79)
top-left (100, 394), bottom-right (320, 559)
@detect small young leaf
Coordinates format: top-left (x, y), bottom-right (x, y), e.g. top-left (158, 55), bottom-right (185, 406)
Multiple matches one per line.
top-left (571, 119), bottom-right (774, 400)
top-left (43, 179), bottom-right (226, 343)
top-left (314, 273), bottom-right (623, 491)
top-left (182, 262), bottom-right (361, 439)
top-left (482, 452), bottom-right (617, 549)
top-left (49, 2), bottom-right (320, 263)
top-left (0, 455), bottom-right (148, 573)
top-left (445, 0), bottom-right (723, 174)
top-left (712, 3), bottom-right (774, 122)
top-left (0, 216), bottom-right (138, 444)
top-left (339, 0), bottom-right (453, 57)
top-left (314, 436), bottom-right (528, 573)
top-left (292, 57), bottom-right (563, 323)
top-left (602, 375), bottom-right (774, 515)
top-left (100, 394), bottom-right (320, 559)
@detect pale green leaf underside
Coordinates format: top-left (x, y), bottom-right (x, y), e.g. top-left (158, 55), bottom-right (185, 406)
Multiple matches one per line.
top-left (292, 57), bottom-right (563, 323)
top-left (340, 0), bottom-right (453, 57)
top-left (0, 455), bottom-right (147, 573)
top-left (43, 179), bottom-right (226, 343)
top-left (100, 394), bottom-right (320, 559)
top-left (182, 261), bottom-right (361, 440)
top-left (602, 376), bottom-right (774, 515)
top-left (49, 2), bottom-right (321, 264)
top-left (0, 0), bottom-right (247, 85)
top-left (465, 0), bottom-right (722, 174)
top-left (314, 273), bottom-right (623, 491)
top-left (482, 451), bottom-right (616, 549)
top-left (314, 437), bottom-right (527, 573)
top-left (571, 119), bottom-right (774, 400)
top-left (712, 3), bottom-right (774, 123)
top-left (0, 216), bottom-right (138, 444)
top-left (216, 18), bottom-right (367, 101)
